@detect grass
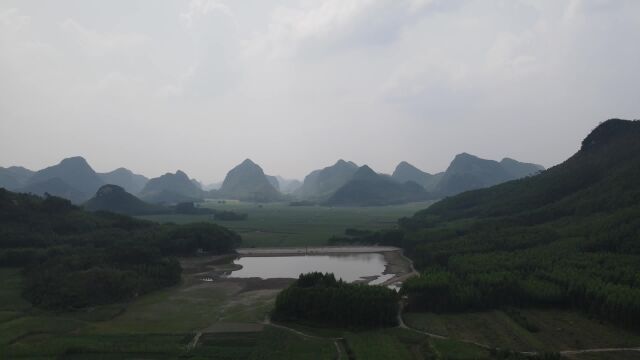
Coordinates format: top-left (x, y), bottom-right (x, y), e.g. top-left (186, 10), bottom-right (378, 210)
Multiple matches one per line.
top-left (138, 201), bottom-right (433, 247)
top-left (5, 194), bottom-right (640, 359)
top-left (250, 327), bottom-right (335, 360)
top-left (345, 329), bottom-right (415, 360)
top-left (428, 338), bottom-right (492, 360)
top-left (403, 309), bottom-right (640, 353)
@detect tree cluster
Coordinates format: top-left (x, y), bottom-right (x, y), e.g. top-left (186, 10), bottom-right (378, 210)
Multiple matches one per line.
top-left (273, 272), bottom-right (399, 328)
top-left (0, 189), bottom-right (241, 309)
top-left (381, 120), bottom-right (640, 329)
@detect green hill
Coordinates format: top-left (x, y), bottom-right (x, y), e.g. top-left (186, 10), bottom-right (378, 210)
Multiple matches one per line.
top-left (326, 165), bottom-right (430, 206)
top-left (434, 153), bottom-right (543, 197)
top-left (84, 184), bottom-right (166, 215)
top-left (0, 188), bottom-right (240, 310)
top-left (297, 159), bottom-right (359, 199)
top-left (98, 168), bottom-right (149, 194)
top-left (0, 168), bottom-right (20, 190)
top-left (140, 170), bottom-right (203, 204)
top-left (394, 119), bottom-right (640, 329)
top-left (392, 161), bottom-right (442, 191)
top-left (0, 166), bottom-right (33, 191)
top-left (20, 177), bottom-right (88, 204)
top-left (218, 159), bottom-right (281, 202)
top-left (26, 157), bottom-right (104, 200)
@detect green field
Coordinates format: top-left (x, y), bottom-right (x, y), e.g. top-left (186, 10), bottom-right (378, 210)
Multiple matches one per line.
top-left (0, 265), bottom-right (331, 359)
top-left (138, 201), bottom-right (433, 247)
top-left (5, 201), bottom-right (640, 359)
top-left (3, 265), bottom-right (640, 359)
top-left (403, 310), bottom-right (640, 354)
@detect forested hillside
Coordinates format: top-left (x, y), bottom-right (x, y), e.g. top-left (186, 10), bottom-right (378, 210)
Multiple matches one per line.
top-left (0, 189), bottom-right (240, 309)
top-left (84, 184), bottom-right (166, 215)
top-left (393, 119), bottom-right (640, 329)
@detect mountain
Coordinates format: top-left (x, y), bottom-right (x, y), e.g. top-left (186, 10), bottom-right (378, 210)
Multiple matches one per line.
top-left (326, 165), bottom-right (430, 206)
top-left (434, 153), bottom-right (544, 197)
top-left (276, 176), bottom-right (303, 194)
top-left (20, 177), bottom-right (88, 203)
top-left (218, 159), bottom-right (281, 202)
top-left (5, 166), bottom-right (34, 184)
top-left (139, 170), bottom-right (203, 204)
top-left (499, 157), bottom-right (544, 178)
top-left (265, 175), bottom-right (280, 191)
top-left (98, 168), bottom-right (148, 194)
top-left (392, 162), bottom-right (443, 191)
top-left (0, 168), bottom-right (20, 190)
top-left (396, 119), bottom-right (640, 327)
top-left (297, 160), bottom-right (359, 199)
top-left (191, 178), bottom-right (203, 190)
top-left (24, 157), bottom-right (104, 202)
top-left (0, 166), bottom-right (34, 190)
top-left (84, 184), bottom-right (165, 215)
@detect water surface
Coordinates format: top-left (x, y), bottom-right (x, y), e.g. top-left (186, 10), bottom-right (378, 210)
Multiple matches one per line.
top-left (230, 253), bottom-right (388, 283)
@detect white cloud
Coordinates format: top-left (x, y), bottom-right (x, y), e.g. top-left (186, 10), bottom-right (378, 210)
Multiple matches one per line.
top-left (181, 0), bottom-right (233, 28)
top-left (59, 18), bottom-right (148, 57)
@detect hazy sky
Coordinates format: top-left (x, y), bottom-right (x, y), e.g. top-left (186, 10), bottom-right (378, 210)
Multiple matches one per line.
top-left (1, 0), bottom-right (638, 182)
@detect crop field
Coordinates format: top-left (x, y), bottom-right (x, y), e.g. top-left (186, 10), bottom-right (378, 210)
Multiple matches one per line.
top-left (0, 264), bottom-right (305, 359)
top-left (403, 310), bottom-right (640, 354)
top-left (138, 201), bottom-right (433, 247)
top-left (3, 264), bottom-right (639, 359)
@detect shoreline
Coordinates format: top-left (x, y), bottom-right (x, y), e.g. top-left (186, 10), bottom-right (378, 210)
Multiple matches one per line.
top-left (236, 245), bottom-right (400, 257)
top-left (183, 246), bottom-right (417, 288)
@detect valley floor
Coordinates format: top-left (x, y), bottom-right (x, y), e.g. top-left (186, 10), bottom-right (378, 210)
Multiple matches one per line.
top-left (2, 252), bottom-right (640, 359)
top-left (138, 200), bottom-right (433, 247)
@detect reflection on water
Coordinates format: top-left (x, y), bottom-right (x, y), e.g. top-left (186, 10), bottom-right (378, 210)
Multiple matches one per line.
top-left (229, 254), bottom-right (388, 283)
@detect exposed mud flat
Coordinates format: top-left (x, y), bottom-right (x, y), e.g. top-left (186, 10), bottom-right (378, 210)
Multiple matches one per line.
top-left (236, 246), bottom-right (399, 256)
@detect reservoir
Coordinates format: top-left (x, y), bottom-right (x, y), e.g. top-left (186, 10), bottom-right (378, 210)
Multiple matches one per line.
top-left (229, 253), bottom-right (389, 283)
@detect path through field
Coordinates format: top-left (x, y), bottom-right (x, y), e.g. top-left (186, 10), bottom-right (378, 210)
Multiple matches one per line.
top-left (398, 302), bottom-right (640, 357)
top-left (263, 315), bottom-right (344, 360)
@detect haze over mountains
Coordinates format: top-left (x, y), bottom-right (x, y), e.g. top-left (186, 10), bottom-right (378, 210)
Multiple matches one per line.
top-left (26, 157), bottom-right (105, 200)
top-left (85, 184), bottom-right (164, 215)
top-left (433, 153), bottom-right (543, 197)
top-left (99, 168), bottom-right (149, 195)
top-left (217, 159), bottom-right (282, 202)
top-left (327, 165), bottom-right (429, 206)
top-left (0, 151), bottom-right (543, 208)
top-left (392, 162), bottom-right (443, 191)
top-left (139, 170), bottom-right (204, 205)
top-left (296, 160), bottom-right (360, 200)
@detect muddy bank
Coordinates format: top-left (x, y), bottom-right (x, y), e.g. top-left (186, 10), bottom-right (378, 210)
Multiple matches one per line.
top-left (180, 246), bottom-right (417, 288)
top-left (236, 246), bottom-right (399, 257)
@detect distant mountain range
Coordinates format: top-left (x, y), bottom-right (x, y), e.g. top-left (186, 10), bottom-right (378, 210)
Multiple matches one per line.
top-left (20, 177), bottom-right (88, 204)
top-left (26, 157), bottom-right (105, 201)
top-left (392, 161), bottom-right (443, 191)
top-left (294, 155), bottom-right (543, 205)
top-left (0, 152), bottom-right (543, 206)
top-left (433, 153), bottom-right (543, 197)
top-left (98, 168), bottom-right (149, 194)
top-left (85, 184), bottom-right (165, 215)
top-left (0, 166), bottom-right (33, 190)
top-left (296, 160), bottom-right (359, 200)
top-left (139, 170), bottom-right (204, 205)
top-left (326, 165), bottom-right (429, 206)
top-left (217, 159), bottom-right (282, 202)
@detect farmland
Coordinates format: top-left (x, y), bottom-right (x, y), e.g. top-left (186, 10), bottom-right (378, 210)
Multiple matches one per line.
top-left (138, 200), bottom-right (433, 247)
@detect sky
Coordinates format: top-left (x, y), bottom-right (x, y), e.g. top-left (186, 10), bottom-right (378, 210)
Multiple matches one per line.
top-left (1, 0), bottom-right (639, 183)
